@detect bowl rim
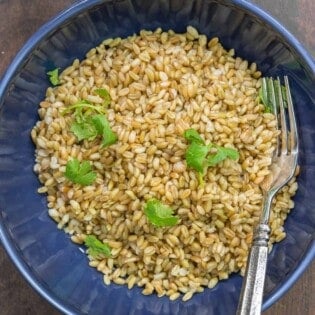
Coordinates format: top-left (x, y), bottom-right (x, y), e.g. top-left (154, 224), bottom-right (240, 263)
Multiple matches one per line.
top-left (0, 0), bottom-right (314, 314)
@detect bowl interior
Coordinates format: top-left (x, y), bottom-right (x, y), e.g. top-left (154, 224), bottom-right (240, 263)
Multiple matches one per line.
top-left (0, 1), bottom-right (314, 314)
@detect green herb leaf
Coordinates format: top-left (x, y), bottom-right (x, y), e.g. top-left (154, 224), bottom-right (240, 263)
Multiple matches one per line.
top-left (62, 100), bottom-right (105, 116)
top-left (184, 128), bottom-right (205, 144)
top-left (65, 158), bottom-right (96, 186)
top-left (185, 141), bottom-right (210, 173)
top-left (47, 68), bottom-right (60, 86)
top-left (95, 88), bottom-right (111, 107)
top-left (84, 235), bottom-right (111, 258)
top-left (184, 129), bottom-right (239, 183)
top-left (144, 199), bottom-right (179, 227)
top-left (70, 119), bottom-right (98, 141)
top-left (62, 100), bottom-right (117, 147)
top-left (207, 146), bottom-right (239, 167)
top-left (91, 114), bottom-right (118, 147)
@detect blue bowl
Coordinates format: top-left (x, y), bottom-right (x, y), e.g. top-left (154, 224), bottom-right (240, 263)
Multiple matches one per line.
top-left (0, 1), bottom-right (314, 314)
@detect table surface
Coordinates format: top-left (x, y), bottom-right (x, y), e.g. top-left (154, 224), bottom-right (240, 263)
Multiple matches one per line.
top-left (0, 0), bottom-right (314, 314)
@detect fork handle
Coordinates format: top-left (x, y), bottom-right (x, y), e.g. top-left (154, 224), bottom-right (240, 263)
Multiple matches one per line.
top-left (236, 223), bottom-right (270, 315)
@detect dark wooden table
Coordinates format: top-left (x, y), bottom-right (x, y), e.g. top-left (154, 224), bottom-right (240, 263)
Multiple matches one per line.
top-left (0, 1), bottom-right (314, 314)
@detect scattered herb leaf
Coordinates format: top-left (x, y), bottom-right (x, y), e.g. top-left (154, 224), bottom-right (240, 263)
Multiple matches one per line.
top-left (144, 199), bottom-right (179, 227)
top-left (84, 235), bottom-right (111, 258)
top-left (65, 158), bottom-right (96, 186)
top-left (207, 146), bottom-right (239, 167)
top-left (62, 100), bottom-right (105, 116)
top-left (184, 128), bottom-right (239, 183)
top-left (70, 118), bottom-right (98, 141)
top-left (47, 68), bottom-right (60, 86)
top-left (91, 114), bottom-right (118, 147)
top-left (185, 141), bottom-right (209, 173)
top-left (95, 88), bottom-right (111, 107)
top-left (62, 100), bottom-right (117, 146)
top-left (183, 129), bottom-right (205, 145)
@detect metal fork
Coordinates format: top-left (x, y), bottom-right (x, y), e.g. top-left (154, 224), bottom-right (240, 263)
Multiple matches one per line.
top-left (236, 76), bottom-right (299, 315)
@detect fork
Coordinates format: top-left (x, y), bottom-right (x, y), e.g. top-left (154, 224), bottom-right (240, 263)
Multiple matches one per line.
top-left (236, 76), bottom-right (299, 315)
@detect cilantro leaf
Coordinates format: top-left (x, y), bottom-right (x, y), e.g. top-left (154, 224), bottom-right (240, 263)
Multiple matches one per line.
top-left (70, 119), bottom-right (98, 141)
top-left (65, 158), bottom-right (96, 186)
top-left (184, 128), bottom-right (205, 144)
top-left (91, 114), bottom-right (118, 147)
top-left (47, 68), bottom-right (60, 86)
top-left (91, 114), bottom-right (108, 134)
top-left (185, 141), bottom-right (210, 173)
top-left (95, 88), bottom-right (111, 107)
top-left (207, 146), bottom-right (239, 167)
top-left (62, 100), bottom-right (117, 147)
top-left (84, 235), bottom-right (111, 258)
top-left (62, 100), bottom-right (105, 116)
top-left (184, 129), bottom-right (239, 183)
top-left (144, 199), bottom-right (179, 227)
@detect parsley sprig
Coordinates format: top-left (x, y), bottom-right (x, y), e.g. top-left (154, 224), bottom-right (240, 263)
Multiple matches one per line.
top-left (184, 129), bottom-right (239, 183)
top-left (144, 199), bottom-right (179, 227)
top-left (84, 235), bottom-right (111, 258)
top-left (65, 158), bottom-right (96, 186)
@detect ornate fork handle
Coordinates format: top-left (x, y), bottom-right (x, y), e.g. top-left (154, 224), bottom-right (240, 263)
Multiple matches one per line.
top-left (236, 194), bottom-right (273, 315)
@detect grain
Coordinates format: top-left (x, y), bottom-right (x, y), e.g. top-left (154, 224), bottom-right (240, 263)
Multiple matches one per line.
top-left (32, 26), bottom-right (298, 302)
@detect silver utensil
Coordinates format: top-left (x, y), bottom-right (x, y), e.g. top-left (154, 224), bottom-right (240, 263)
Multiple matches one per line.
top-left (236, 76), bottom-right (299, 315)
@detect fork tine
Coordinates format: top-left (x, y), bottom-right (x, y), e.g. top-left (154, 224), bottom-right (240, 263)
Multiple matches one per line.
top-left (284, 76), bottom-right (298, 153)
top-left (276, 77), bottom-right (288, 155)
top-left (267, 78), bottom-right (279, 156)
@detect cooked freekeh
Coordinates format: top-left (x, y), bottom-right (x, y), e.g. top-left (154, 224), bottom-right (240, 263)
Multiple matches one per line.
top-left (31, 26), bottom-right (298, 301)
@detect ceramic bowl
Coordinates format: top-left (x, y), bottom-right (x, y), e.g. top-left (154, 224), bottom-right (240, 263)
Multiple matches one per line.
top-left (0, 1), bottom-right (314, 314)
